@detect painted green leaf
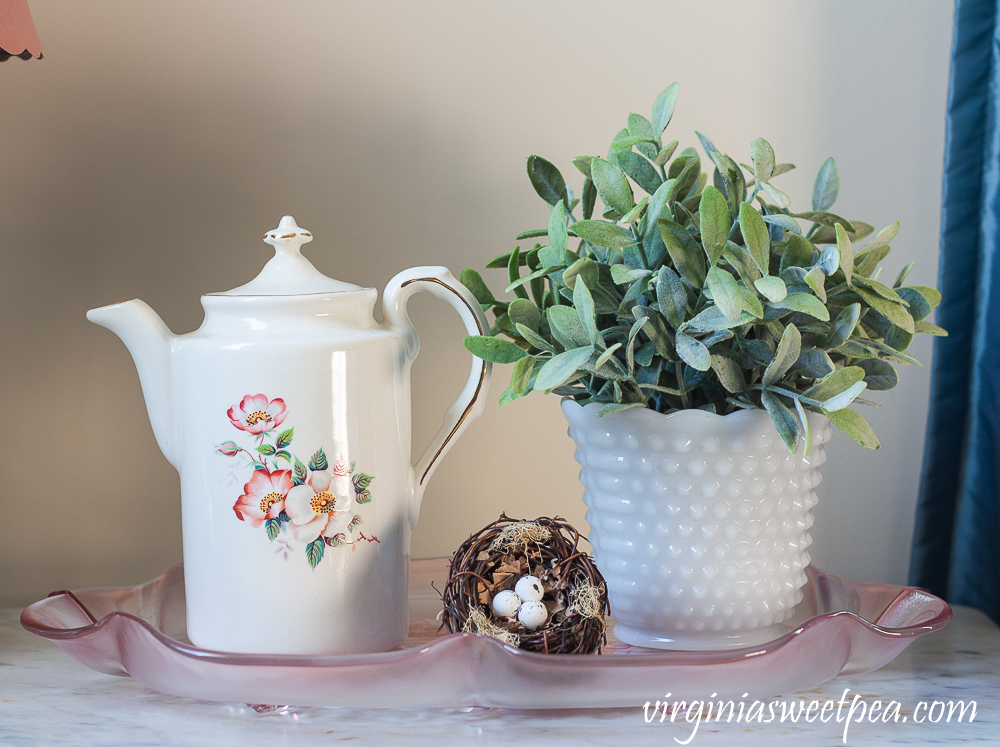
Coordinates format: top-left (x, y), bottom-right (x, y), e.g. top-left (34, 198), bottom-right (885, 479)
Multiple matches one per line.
top-left (533, 346), bottom-right (594, 391)
top-left (652, 82), bottom-right (680, 136)
top-left (825, 407), bottom-right (880, 450)
top-left (754, 275), bottom-right (787, 303)
top-left (659, 218), bottom-right (707, 288)
top-left (763, 323), bottom-right (801, 386)
top-left (812, 157), bottom-right (839, 212)
top-left (353, 472), bottom-right (374, 491)
top-left (275, 428), bottom-right (294, 449)
top-left (306, 538), bottom-right (325, 568)
top-left (356, 490), bottom-right (372, 504)
top-left (348, 515), bottom-right (363, 533)
top-left (739, 202), bottom-right (770, 274)
top-left (293, 457), bottom-right (308, 486)
top-left (275, 450), bottom-right (291, 462)
top-left (750, 138), bottom-right (776, 184)
top-left (265, 518), bottom-right (281, 542)
top-left (572, 219), bottom-right (638, 248)
top-left (770, 293), bottom-right (830, 321)
top-left (699, 186), bottom-right (731, 266)
top-left (252, 461), bottom-right (267, 471)
top-left (706, 267), bottom-right (743, 322)
top-left (762, 390), bottom-right (799, 454)
top-left (675, 332), bottom-right (711, 371)
top-left (463, 335), bottom-right (528, 364)
top-left (256, 443), bottom-right (275, 456)
top-left (527, 155), bottom-right (567, 207)
top-left (460, 269), bottom-right (495, 306)
top-left (309, 447), bottom-right (328, 472)
top-left (591, 156), bottom-right (634, 216)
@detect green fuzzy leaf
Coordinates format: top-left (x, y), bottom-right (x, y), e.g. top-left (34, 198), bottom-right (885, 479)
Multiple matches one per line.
top-left (463, 335), bottom-right (528, 364)
top-left (739, 285), bottom-right (765, 317)
top-left (511, 355), bottom-right (536, 394)
top-left (755, 275), bottom-right (787, 303)
top-left (572, 155), bottom-right (593, 178)
top-left (460, 269), bottom-right (495, 306)
top-left (633, 306), bottom-right (676, 360)
top-left (591, 156), bottom-right (634, 216)
top-left (739, 202), bottom-right (770, 274)
top-left (611, 265), bottom-right (652, 285)
top-left (760, 182), bottom-right (791, 209)
top-left (812, 157), bottom-right (839, 212)
top-left (533, 346), bottom-right (594, 391)
top-left (802, 366), bottom-right (866, 403)
top-left (804, 267), bottom-right (827, 302)
top-left (896, 287), bottom-right (932, 321)
top-left (266, 518), bottom-right (281, 542)
top-left (781, 234), bottom-right (816, 274)
top-left (884, 324), bottom-right (914, 352)
top-left (827, 303), bottom-right (861, 349)
top-left (597, 402), bottom-right (646, 417)
top-left (659, 218), bottom-right (707, 288)
top-left (699, 186), bottom-right (731, 266)
top-left (706, 267), bottom-right (743, 322)
top-left (856, 222), bottom-right (900, 258)
top-left (810, 221), bottom-right (874, 246)
top-left (836, 223), bottom-right (855, 286)
top-left (851, 283), bottom-right (915, 333)
top-left (770, 293), bottom-right (830, 321)
top-left (825, 407), bottom-right (880, 450)
top-left (573, 279), bottom-right (599, 345)
top-left (642, 178), bottom-right (678, 239)
top-left (711, 354), bottom-right (746, 393)
top-left (652, 82), bottom-right (680, 136)
top-left (293, 457), bottom-right (308, 486)
top-left (508, 298), bottom-right (542, 331)
top-left (572, 219), bottom-right (638, 248)
top-left (818, 381), bottom-right (867, 411)
top-left (507, 246), bottom-right (528, 300)
top-left (595, 342), bottom-right (623, 370)
top-left (547, 201), bottom-right (569, 259)
top-left (516, 323), bottom-right (555, 352)
top-left (675, 332), bottom-right (711, 371)
top-left (656, 266), bottom-right (688, 328)
top-left (617, 151), bottom-right (662, 196)
top-left (858, 359), bottom-right (899, 390)
top-left (256, 443), bottom-right (275, 456)
top-left (306, 538), bottom-right (325, 569)
top-left (562, 257), bottom-right (599, 290)
top-left (762, 390), bottom-right (799, 454)
top-left (685, 306), bottom-right (757, 332)
top-left (894, 261), bottom-right (916, 288)
top-left (750, 138), bottom-right (776, 184)
top-left (761, 213), bottom-right (802, 235)
top-left (527, 155), bottom-right (567, 207)
top-left (763, 323), bottom-right (801, 386)
top-left (275, 428), bottom-right (294, 449)
top-left (794, 397), bottom-right (813, 457)
top-left (582, 177), bottom-right (597, 220)
top-left (795, 348), bottom-right (836, 379)
top-left (654, 140), bottom-right (679, 167)
top-left (742, 339), bottom-right (773, 366)
top-left (819, 245), bottom-right (840, 275)
top-left (914, 320), bottom-right (948, 336)
top-left (548, 305), bottom-right (591, 349)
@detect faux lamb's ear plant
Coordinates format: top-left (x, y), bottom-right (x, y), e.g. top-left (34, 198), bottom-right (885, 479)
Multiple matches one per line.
top-left (461, 83), bottom-right (946, 454)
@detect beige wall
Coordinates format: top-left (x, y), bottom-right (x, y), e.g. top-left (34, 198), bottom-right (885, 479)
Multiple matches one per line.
top-left (0, 1), bottom-right (953, 605)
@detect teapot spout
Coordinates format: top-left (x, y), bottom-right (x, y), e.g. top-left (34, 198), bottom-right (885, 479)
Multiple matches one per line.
top-left (87, 300), bottom-right (180, 469)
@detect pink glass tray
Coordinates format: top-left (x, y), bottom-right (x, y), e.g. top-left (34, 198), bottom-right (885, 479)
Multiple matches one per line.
top-left (20, 559), bottom-right (949, 709)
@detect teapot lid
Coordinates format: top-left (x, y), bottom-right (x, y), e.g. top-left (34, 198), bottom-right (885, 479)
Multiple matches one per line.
top-left (214, 215), bottom-right (364, 295)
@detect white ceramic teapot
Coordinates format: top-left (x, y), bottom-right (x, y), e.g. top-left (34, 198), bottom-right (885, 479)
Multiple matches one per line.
top-left (87, 216), bottom-right (491, 655)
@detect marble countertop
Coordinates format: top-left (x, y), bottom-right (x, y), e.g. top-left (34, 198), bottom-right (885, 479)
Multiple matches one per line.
top-left (2, 605), bottom-right (998, 746)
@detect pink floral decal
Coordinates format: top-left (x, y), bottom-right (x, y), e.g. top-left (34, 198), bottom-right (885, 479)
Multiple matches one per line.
top-left (228, 394), bottom-right (287, 435)
top-left (217, 394), bottom-right (378, 568)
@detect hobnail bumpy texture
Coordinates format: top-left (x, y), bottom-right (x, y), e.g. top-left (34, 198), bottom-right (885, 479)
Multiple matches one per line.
top-left (562, 400), bottom-right (832, 647)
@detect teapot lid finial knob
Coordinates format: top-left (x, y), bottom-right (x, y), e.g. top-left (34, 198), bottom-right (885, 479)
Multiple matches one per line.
top-left (263, 215), bottom-right (313, 255)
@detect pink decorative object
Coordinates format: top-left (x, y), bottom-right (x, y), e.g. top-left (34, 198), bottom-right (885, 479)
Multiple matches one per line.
top-left (20, 559), bottom-right (950, 709)
top-left (0, 0), bottom-right (42, 60)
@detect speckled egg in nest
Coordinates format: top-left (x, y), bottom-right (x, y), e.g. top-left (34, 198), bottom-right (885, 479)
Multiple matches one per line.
top-left (441, 514), bottom-right (610, 654)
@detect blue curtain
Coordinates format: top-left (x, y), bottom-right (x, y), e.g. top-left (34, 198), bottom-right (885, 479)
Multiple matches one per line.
top-left (910, 0), bottom-right (1000, 623)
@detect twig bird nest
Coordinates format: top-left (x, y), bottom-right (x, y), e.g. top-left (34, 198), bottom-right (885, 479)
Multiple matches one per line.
top-left (441, 514), bottom-right (610, 654)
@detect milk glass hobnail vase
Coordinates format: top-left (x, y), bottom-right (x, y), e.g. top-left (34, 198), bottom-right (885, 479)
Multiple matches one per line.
top-left (562, 399), bottom-right (832, 650)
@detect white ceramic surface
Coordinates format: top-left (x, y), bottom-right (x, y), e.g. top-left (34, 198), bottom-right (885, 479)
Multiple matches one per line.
top-left (85, 216), bottom-right (491, 656)
top-left (562, 400), bottom-right (832, 650)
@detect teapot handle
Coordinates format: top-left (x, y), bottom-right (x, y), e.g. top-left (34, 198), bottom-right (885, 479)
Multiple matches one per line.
top-left (382, 267), bottom-right (492, 527)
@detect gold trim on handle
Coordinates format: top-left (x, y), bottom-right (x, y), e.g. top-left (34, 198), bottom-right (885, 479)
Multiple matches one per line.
top-left (400, 277), bottom-right (487, 485)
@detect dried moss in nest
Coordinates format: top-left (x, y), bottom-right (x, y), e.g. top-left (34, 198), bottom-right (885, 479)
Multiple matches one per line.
top-left (442, 513), bottom-right (610, 654)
